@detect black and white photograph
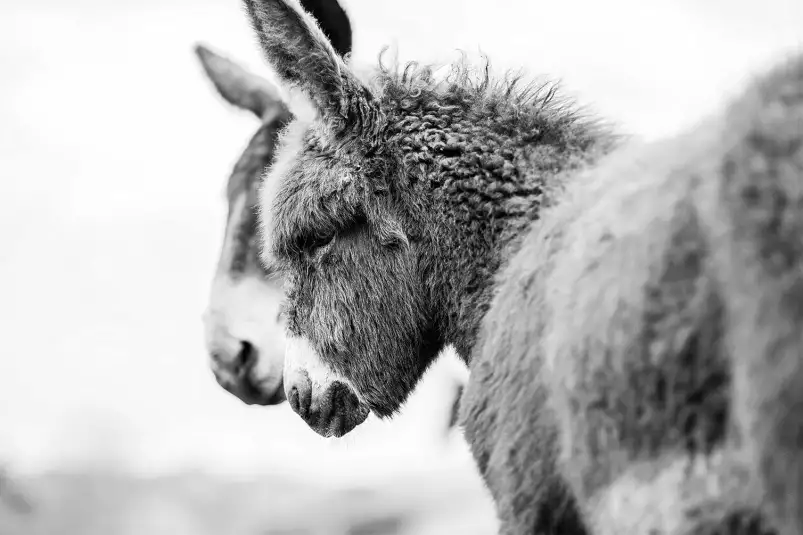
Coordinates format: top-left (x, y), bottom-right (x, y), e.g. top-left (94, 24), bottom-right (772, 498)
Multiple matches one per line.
top-left (1, 0), bottom-right (802, 533)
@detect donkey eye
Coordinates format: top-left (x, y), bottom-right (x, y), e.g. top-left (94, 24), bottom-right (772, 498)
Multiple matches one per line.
top-left (297, 232), bottom-right (335, 255)
top-left (312, 234), bottom-right (335, 252)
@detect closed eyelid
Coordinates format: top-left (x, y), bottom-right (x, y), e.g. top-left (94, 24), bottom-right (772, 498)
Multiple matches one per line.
top-left (296, 229), bottom-right (336, 253)
top-left (277, 209), bottom-right (369, 260)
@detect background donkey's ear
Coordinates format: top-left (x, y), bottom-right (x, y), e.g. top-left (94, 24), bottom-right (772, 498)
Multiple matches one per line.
top-left (195, 43), bottom-right (284, 120)
top-left (243, 0), bottom-right (376, 130)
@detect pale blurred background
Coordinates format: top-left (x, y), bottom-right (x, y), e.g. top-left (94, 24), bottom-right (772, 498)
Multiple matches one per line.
top-left (0, 0), bottom-right (801, 533)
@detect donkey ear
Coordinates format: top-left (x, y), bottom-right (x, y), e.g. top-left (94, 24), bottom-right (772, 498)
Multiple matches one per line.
top-left (195, 43), bottom-right (284, 120)
top-left (243, 0), bottom-right (379, 133)
top-left (297, 0), bottom-right (352, 58)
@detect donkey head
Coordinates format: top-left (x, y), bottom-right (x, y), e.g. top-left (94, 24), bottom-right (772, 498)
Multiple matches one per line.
top-left (197, 44), bottom-right (291, 406)
top-left (246, 0), bottom-right (452, 437)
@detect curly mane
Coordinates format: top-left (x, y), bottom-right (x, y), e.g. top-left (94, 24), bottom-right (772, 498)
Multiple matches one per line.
top-left (369, 49), bottom-right (616, 146)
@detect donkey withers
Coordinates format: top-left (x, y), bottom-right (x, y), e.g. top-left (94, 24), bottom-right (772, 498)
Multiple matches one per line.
top-left (242, 0), bottom-right (803, 533)
top-left (197, 0), bottom-right (352, 406)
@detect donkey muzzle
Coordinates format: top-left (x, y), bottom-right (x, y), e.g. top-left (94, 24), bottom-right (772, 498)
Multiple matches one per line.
top-left (283, 337), bottom-right (369, 437)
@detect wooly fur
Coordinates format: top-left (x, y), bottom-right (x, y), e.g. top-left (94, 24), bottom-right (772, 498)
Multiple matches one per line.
top-left (463, 55), bottom-right (803, 534)
top-left (242, 0), bottom-right (803, 533)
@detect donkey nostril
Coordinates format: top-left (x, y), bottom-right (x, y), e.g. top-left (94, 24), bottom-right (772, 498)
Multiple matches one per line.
top-left (236, 341), bottom-right (256, 372)
top-left (210, 340), bottom-right (258, 377)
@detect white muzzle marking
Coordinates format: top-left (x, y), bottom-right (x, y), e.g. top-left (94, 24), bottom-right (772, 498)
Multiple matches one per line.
top-left (283, 335), bottom-right (361, 399)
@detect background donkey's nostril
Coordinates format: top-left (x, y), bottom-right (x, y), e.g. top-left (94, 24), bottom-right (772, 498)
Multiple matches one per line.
top-left (235, 340), bottom-right (256, 374)
top-left (211, 339), bottom-right (257, 376)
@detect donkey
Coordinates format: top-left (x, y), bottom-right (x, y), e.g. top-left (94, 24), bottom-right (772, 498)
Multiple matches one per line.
top-left (242, 0), bottom-right (803, 533)
top-left (198, 0), bottom-right (352, 406)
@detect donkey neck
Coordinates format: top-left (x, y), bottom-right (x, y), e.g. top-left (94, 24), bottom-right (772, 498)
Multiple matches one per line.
top-left (381, 68), bottom-right (616, 364)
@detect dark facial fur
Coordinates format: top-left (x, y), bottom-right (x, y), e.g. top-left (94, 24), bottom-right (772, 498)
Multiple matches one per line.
top-left (225, 121), bottom-right (289, 281)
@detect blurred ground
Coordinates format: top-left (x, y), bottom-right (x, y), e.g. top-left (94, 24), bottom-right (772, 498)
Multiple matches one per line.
top-left (0, 458), bottom-right (497, 535)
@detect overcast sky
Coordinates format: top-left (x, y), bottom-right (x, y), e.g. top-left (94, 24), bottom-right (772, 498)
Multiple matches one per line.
top-left (0, 0), bottom-right (800, 479)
